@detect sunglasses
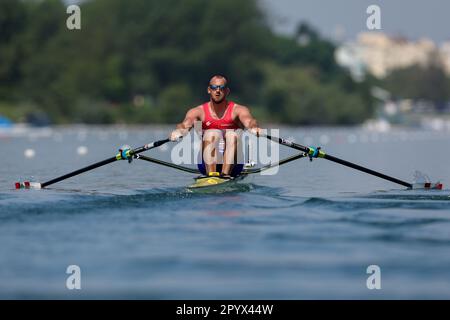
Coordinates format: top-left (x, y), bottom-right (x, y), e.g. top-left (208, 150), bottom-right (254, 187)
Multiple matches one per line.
top-left (209, 84), bottom-right (227, 91)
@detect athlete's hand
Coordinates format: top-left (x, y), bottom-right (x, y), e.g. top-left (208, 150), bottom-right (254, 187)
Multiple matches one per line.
top-left (170, 129), bottom-right (185, 141)
top-left (249, 127), bottom-right (262, 137)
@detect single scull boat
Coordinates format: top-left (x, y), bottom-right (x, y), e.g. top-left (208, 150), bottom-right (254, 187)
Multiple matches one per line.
top-left (14, 134), bottom-right (443, 191)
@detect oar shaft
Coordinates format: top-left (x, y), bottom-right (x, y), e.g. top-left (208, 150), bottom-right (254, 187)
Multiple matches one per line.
top-left (136, 155), bottom-right (200, 174)
top-left (244, 152), bottom-right (306, 174)
top-left (323, 154), bottom-right (412, 188)
top-left (41, 157), bottom-right (117, 188)
top-left (41, 138), bottom-right (171, 188)
top-left (264, 134), bottom-right (412, 189)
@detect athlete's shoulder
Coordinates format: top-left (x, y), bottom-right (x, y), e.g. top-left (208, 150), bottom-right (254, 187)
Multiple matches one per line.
top-left (185, 104), bottom-right (204, 119)
top-left (190, 104), bottom-right (205, 112)
top-left (233, 103), bottom-right (251, 114)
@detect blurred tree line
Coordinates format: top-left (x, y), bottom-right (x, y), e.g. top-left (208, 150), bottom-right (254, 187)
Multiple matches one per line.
top-left (0, 0), bottom-right (375, 125)
top-left (383, 63), bottom-right (450, 111)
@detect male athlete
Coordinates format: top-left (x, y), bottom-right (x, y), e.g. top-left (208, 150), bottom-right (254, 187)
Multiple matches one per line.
top-left (170, 75), bottom-right (261, 179)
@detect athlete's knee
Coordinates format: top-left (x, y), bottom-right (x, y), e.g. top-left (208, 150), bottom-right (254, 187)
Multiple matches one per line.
top-left (203, 129), bottom-right (222, 142)
top-left (224, 129), bottom-right (241, 139)
top-left (224, 130), bottom-right (239, 146)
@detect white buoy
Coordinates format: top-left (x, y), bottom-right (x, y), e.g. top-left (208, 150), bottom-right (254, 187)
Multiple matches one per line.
top-left (24, 149), bottom-right (35, 158)
top-left (77, 146), bottom-right (88, 156)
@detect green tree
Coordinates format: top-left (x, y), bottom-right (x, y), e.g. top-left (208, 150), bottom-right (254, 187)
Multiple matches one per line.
top-left (0, 0), bottom-right (27, 99)
top-left (385, 63), bottom-right (450, 110)
top-left (0, 0), bottom-right (374, 125)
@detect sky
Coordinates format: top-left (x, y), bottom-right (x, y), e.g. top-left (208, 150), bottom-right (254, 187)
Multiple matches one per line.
top-left (261, 0), bottom-right (450, 44)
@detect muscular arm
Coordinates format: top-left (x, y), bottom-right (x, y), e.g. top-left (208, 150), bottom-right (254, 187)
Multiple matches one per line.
top-left (235, 105), bottom-right (258, 129)
top-left (176, 107), bottom-right (202, 131)
top-left (170, 106), bottom-right (202, 140)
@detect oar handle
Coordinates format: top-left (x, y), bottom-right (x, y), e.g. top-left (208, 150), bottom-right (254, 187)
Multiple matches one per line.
top-left (130, 138), bottom-right (171, 156)
top-left (263, 134), bottom-right (309, 154)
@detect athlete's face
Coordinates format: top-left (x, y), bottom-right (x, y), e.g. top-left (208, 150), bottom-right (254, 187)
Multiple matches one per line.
top-left (207, 78), bottom-right (229, 103)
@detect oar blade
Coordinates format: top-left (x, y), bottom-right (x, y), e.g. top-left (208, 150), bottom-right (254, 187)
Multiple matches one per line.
top-left (411, 171), bottom-right (444, 190)
top-left (411, 182), bottom-right (443, 190)
top-left (14, 181), bottom-right (42, 189)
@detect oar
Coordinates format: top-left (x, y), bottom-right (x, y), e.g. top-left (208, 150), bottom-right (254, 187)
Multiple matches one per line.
top-left (135, 154), bottom-right (200, 174)
top-left (15, 138), bottom-right (171, 189)
top-left (263, 133), bottom-right (413, 189)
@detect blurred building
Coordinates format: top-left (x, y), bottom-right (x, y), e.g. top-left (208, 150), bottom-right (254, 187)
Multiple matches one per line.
top-left (336, 32), bottom-right (450, 80)
top-left (337, 32), bottom-right (450, 131)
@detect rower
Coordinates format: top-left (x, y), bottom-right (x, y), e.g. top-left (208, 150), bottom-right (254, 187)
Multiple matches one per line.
top-left (169, 75), bottom-right (262, 179)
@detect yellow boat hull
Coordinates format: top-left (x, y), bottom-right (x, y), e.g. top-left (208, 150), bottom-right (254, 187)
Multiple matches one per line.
top-left (187, 175), bottom-right (249, 192)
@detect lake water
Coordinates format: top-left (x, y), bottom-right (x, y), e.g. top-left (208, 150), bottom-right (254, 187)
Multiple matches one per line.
top-left (1, 125), bottom-right (450, 299)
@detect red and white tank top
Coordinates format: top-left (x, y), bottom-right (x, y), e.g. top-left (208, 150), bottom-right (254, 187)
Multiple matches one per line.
top-left (202, 101), bottom-right (240, 130)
